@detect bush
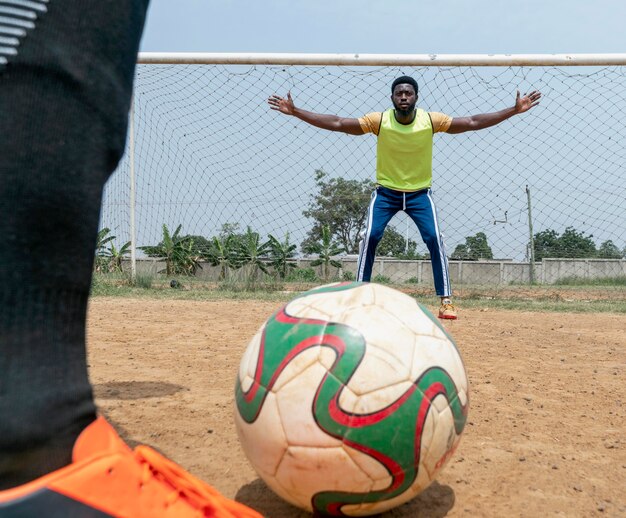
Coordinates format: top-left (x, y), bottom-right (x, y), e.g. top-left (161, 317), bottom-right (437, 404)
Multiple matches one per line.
top-left (286, 267), bottom-right (318, 282)
top-left (133, 273), bottom-right (154, 289)
top-left (555, 275), bottom-right (626, 286)
top-left (372, 274), bottom-right (391, 284)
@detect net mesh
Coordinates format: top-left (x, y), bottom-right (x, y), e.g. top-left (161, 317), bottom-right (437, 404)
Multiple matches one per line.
top-left (100, 62), bottom-right (626, 288)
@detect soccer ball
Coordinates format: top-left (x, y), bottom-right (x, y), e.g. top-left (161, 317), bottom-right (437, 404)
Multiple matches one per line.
top-left (234, 282), bottom-right (469, 516)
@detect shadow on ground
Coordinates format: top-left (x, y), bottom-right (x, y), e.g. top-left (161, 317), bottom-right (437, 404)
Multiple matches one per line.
top-left (236, 478), bottom-right (455, 517)
top-left (93, 381), bottom-right (185, 400)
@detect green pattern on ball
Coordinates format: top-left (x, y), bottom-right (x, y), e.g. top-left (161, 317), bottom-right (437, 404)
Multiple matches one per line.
top-left (236, 284), bottom-right (468, 516)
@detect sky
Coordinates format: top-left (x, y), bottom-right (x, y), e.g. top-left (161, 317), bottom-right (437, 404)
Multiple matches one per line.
top-left (140, 0), bottom-right (626, 55)
top-left (101, 1), bottom-right (626, 262)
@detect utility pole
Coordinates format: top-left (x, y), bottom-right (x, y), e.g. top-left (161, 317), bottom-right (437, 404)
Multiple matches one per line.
top-left (526, 185), bottom-right (535, 284)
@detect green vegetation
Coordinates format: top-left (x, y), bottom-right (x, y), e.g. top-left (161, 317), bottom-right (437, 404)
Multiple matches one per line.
top-left (533, 227), bottom-right (625, 260)
top-left (303, 225), bottom-right (344, 282)
top-left (555, 275), bottom-right (626, 286)
top-left (90, 272), bottom-right (626, 314)
top-left (302, 169), bottom-right (374, 254)
top-left (132, 272), bottom-right (155, 289)
top-left (377, 226), bottom-right (426, 260)
top-left (93, 182), bottom-right (625, 316)
top-left (451, 232), bottom-right (494, 261)
top-left (139, 224), bottom-right (202, 275)
top-left (301, 170), bottom-right (427, 259)
top-left (95, 228), bottom-right (131, 273)
top-left (267, 234), bottom-right (298, 279)
top-left (286, 267), bottom-right (318, 283)
top-left (342, 271), bottom-right (356, 281)
top-left (232, 226), bottom-right (272, 285)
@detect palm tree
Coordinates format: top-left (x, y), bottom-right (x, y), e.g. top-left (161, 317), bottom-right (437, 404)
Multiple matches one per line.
top-left (104, 241), bottom-right (131, 273)
top-left (233, 226), bottom-right (271, 284)
top-left (268, 233), bottom-right (297, 279)
top-left (305, 225), bottom-right (345, 282)
top-left (95, 227), bottom-right (116, 272)
top-left (203, 235), bottom-right (237, 280)
top-left (140, 224), bottom-right (201, 276)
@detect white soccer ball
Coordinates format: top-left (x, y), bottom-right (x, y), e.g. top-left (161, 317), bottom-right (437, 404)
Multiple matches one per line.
top-left (234, 282), bottom-right (469, 516)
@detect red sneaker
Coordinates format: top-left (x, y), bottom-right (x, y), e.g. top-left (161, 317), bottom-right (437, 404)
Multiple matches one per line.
top-left (0, 417), bottom-right (262, 517)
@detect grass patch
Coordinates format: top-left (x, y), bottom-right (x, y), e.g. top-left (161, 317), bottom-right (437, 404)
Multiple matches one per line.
top-left (433, 297), bottom-right (626, 314)
top-left (372, 274), bottom-right (391, 284)
top-left (555, 275), bottom-right (626, 286)
top-left (90, 274), bottom-right (626, 313)
top-left (132, 273), bottom-right (154, 289)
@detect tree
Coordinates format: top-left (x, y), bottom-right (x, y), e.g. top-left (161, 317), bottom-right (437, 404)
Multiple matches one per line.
top-left (376, 225), bottom-right (422, 259)
top-left (140, 224), bottom-right (202, 275)
top-left (96, 227), bottom-right (115, 253)
top-left (232, 226), bottom-right (271, 283)
top-left (597, 239), bottom-right (623, 259)
top-left (305, 225), bottom-right (345, 282)
top-left (533, 227), bottom-right (597, 260)
top-left (302, 169), bottom-right (375, 254)
top-left (94, 228), bottom-right (130, 273)
top-left (202, 235), bottom-right (238, 280)
top-left (533, 229), bottom-right (560, 261)
top-left (94, 227), bottom-right (115, 272)
top-left (267, 233), bottom-right (297, 279)
top-left (103, 242), bottom-right (131, 273)
top-left (559, 227), bottom-right (596, 258)
top-left (219, 222), bottom-right (242, 240)
top-left (216, 222), bottom-right (248, 255)
top-left (451, 232), bottom-right (493, 261)
top-left (179, 234), bottom-right (212, 256)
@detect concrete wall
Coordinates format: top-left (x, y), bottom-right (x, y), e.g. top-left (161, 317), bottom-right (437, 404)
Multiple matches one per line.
top-left (300, 258), bottom-right (540, 285)
top-left (127, 257), bottom-right (625, 285)
top-left (541, 258), bottom-right (626, 284)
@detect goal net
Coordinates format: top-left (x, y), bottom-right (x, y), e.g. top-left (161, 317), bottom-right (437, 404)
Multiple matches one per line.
top-left (100, 54), bottom-right (626, 290)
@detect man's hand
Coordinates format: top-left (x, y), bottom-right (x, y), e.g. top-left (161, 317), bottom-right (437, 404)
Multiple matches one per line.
top-left (448, 89), bottom-right (542, 134)
top-left (266, 92), bottom-right (365, 135)
top-left (268, 92), bottom-right (295, 115)
top-left (515, 90), bottom-right (542, 114)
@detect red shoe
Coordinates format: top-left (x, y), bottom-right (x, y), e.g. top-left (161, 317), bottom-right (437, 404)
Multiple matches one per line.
top-left (0, 417), bottom-right (262, 517)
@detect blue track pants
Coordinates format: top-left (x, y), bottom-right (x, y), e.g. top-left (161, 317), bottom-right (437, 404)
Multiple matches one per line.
top-left (356, 186), bottom-right (452, 297)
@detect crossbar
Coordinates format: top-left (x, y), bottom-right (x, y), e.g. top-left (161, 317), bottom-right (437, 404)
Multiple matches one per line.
top-left (138, 52), bottom-right (626, 66)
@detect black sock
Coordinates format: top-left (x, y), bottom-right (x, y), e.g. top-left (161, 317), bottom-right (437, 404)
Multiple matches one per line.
top-left (0, 0), bottom-right (149, 489)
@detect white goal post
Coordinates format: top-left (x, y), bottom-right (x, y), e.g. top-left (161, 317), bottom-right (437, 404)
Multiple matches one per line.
top-left (102, 53), bottom-right (626, 286)
top-left (138, 52), bottom-right (626, 66)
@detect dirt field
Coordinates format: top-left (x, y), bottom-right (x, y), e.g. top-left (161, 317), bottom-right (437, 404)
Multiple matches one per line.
top-left (87, 297), bottom-right (625, 517)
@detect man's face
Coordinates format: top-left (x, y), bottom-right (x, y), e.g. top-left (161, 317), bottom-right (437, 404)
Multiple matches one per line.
top-left (391, 84), bottom-right (417, 115)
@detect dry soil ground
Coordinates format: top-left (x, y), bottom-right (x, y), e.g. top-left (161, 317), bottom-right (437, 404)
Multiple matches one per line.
top-left (87, 297), bottom-right (626, 517)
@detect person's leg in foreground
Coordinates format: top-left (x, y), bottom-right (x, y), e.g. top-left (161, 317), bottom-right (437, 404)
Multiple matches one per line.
top-left (0, 2), bottom-right (260, 516)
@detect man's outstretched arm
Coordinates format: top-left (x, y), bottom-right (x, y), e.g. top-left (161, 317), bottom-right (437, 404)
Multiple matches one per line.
top-left (447, 90), bottom-right (541, 134)
top-left (268, 92), bottom-right (365, 135)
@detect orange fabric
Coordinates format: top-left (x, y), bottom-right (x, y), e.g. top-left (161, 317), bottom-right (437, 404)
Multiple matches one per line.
top-left (359, 110), bottom-right (452, 135)
top-left (72, 416), bottom-right (131, 461)
top-left (0, 417), bottom-right (263, 518)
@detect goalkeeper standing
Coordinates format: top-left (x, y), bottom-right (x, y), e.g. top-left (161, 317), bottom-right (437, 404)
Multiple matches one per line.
top-left (269, 76), bottom-right (541, 319)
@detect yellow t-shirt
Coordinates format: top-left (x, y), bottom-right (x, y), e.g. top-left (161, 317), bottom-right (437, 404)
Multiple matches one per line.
top-left (358, 111), bottom-right (452, 135)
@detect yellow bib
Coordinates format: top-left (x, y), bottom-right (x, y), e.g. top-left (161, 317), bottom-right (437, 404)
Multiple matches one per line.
top-left (376, 108), bottom-right (433, 191)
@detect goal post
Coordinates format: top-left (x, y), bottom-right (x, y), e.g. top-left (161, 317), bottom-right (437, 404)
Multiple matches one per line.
top-left (100, 53), bottom-right (626, 291)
